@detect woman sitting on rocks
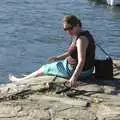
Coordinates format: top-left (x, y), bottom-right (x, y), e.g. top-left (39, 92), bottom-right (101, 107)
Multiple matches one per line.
top-left (9, 15), bottom-right (96, 86)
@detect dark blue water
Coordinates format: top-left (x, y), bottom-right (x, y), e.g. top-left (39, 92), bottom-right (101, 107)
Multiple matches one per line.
top-left (0, 0), bottom-right (120, 84)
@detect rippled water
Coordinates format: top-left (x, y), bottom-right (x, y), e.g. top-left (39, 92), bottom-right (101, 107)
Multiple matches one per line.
top-left (0, 0), bottom-right (120, 83)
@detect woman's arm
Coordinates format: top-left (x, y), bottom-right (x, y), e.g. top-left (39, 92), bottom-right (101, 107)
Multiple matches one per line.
top-left (69, 36), bottom-right (88, 85)
top-left (48, 51), bottom-right (69, 62)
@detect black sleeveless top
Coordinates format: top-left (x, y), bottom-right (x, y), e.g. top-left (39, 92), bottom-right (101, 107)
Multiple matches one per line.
top-left (67, 30), bottom-right (95, 71)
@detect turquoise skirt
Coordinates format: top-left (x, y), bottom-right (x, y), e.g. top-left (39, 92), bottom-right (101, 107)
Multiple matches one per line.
top-left (41, 59), bottom-right (93, 79)
top-left (41, 59), bottom-right (73, 78)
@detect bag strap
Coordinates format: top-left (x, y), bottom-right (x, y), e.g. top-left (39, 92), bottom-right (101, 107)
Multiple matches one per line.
top-left (96, 43), bottom-right (111, 58)
top-left (96, 43), bottom-right (120, 60)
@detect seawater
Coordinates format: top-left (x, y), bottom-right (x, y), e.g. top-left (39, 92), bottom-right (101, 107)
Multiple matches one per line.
top-left (0, 0), bottom-right (120, 83)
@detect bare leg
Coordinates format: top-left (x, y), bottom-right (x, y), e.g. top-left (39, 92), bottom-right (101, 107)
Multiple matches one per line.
top-left (9, 68), bottom-right (44, 82)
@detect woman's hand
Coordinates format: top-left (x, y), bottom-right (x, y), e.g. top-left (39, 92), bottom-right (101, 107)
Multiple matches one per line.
top-left (48, 56), bottom-right (57, 62)
top-left (67, 78), bottom-right (79, 87)
top-left (68, 79), bottom-right (75, 86)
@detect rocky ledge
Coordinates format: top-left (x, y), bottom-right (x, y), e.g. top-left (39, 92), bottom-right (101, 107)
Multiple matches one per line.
top-left (0, 60), bottom-right (120, 120)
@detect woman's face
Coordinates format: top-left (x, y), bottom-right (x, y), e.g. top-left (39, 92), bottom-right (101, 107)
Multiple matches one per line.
top-left (63, 22), bottom-right (76, 36)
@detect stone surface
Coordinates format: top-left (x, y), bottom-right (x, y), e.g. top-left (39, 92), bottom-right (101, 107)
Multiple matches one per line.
top-left (0, 60), bottom-right (119, 120)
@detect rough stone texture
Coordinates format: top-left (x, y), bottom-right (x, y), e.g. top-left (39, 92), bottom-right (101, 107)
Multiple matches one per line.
top-left (113, 59), bottom-right (120, 79)
top-left (0, 60), bottom-right (120, 120)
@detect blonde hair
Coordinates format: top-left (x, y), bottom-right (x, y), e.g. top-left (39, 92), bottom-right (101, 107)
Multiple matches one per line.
top-left (63, 15), bottom-right (82, 27)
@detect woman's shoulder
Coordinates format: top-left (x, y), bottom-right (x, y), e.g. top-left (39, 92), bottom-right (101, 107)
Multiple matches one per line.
top-left (76, 33), bottom-right (89, 48)
top-left (77, 36), bottom-right (89, 45)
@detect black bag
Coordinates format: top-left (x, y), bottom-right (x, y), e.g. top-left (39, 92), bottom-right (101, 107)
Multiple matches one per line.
top-left (94, 57), bottom-right (113, 79)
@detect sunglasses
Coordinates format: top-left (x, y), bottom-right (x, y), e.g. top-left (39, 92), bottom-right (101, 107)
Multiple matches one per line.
top-left (63, 26), bottom-right (73, 31)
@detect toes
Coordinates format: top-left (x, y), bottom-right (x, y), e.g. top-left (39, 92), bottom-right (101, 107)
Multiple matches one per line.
top-left (8, 74), bottom-right (17, 82)
top-left (8, 74), bottom-right (13, 81)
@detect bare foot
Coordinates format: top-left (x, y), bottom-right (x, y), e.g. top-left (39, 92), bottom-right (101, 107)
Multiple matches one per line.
top-left (9, 74), bottom-right (20, 82)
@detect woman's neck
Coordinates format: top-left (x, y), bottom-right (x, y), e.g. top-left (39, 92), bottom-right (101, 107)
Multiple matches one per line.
top-left (74, 28), bottom-right (82, 39)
